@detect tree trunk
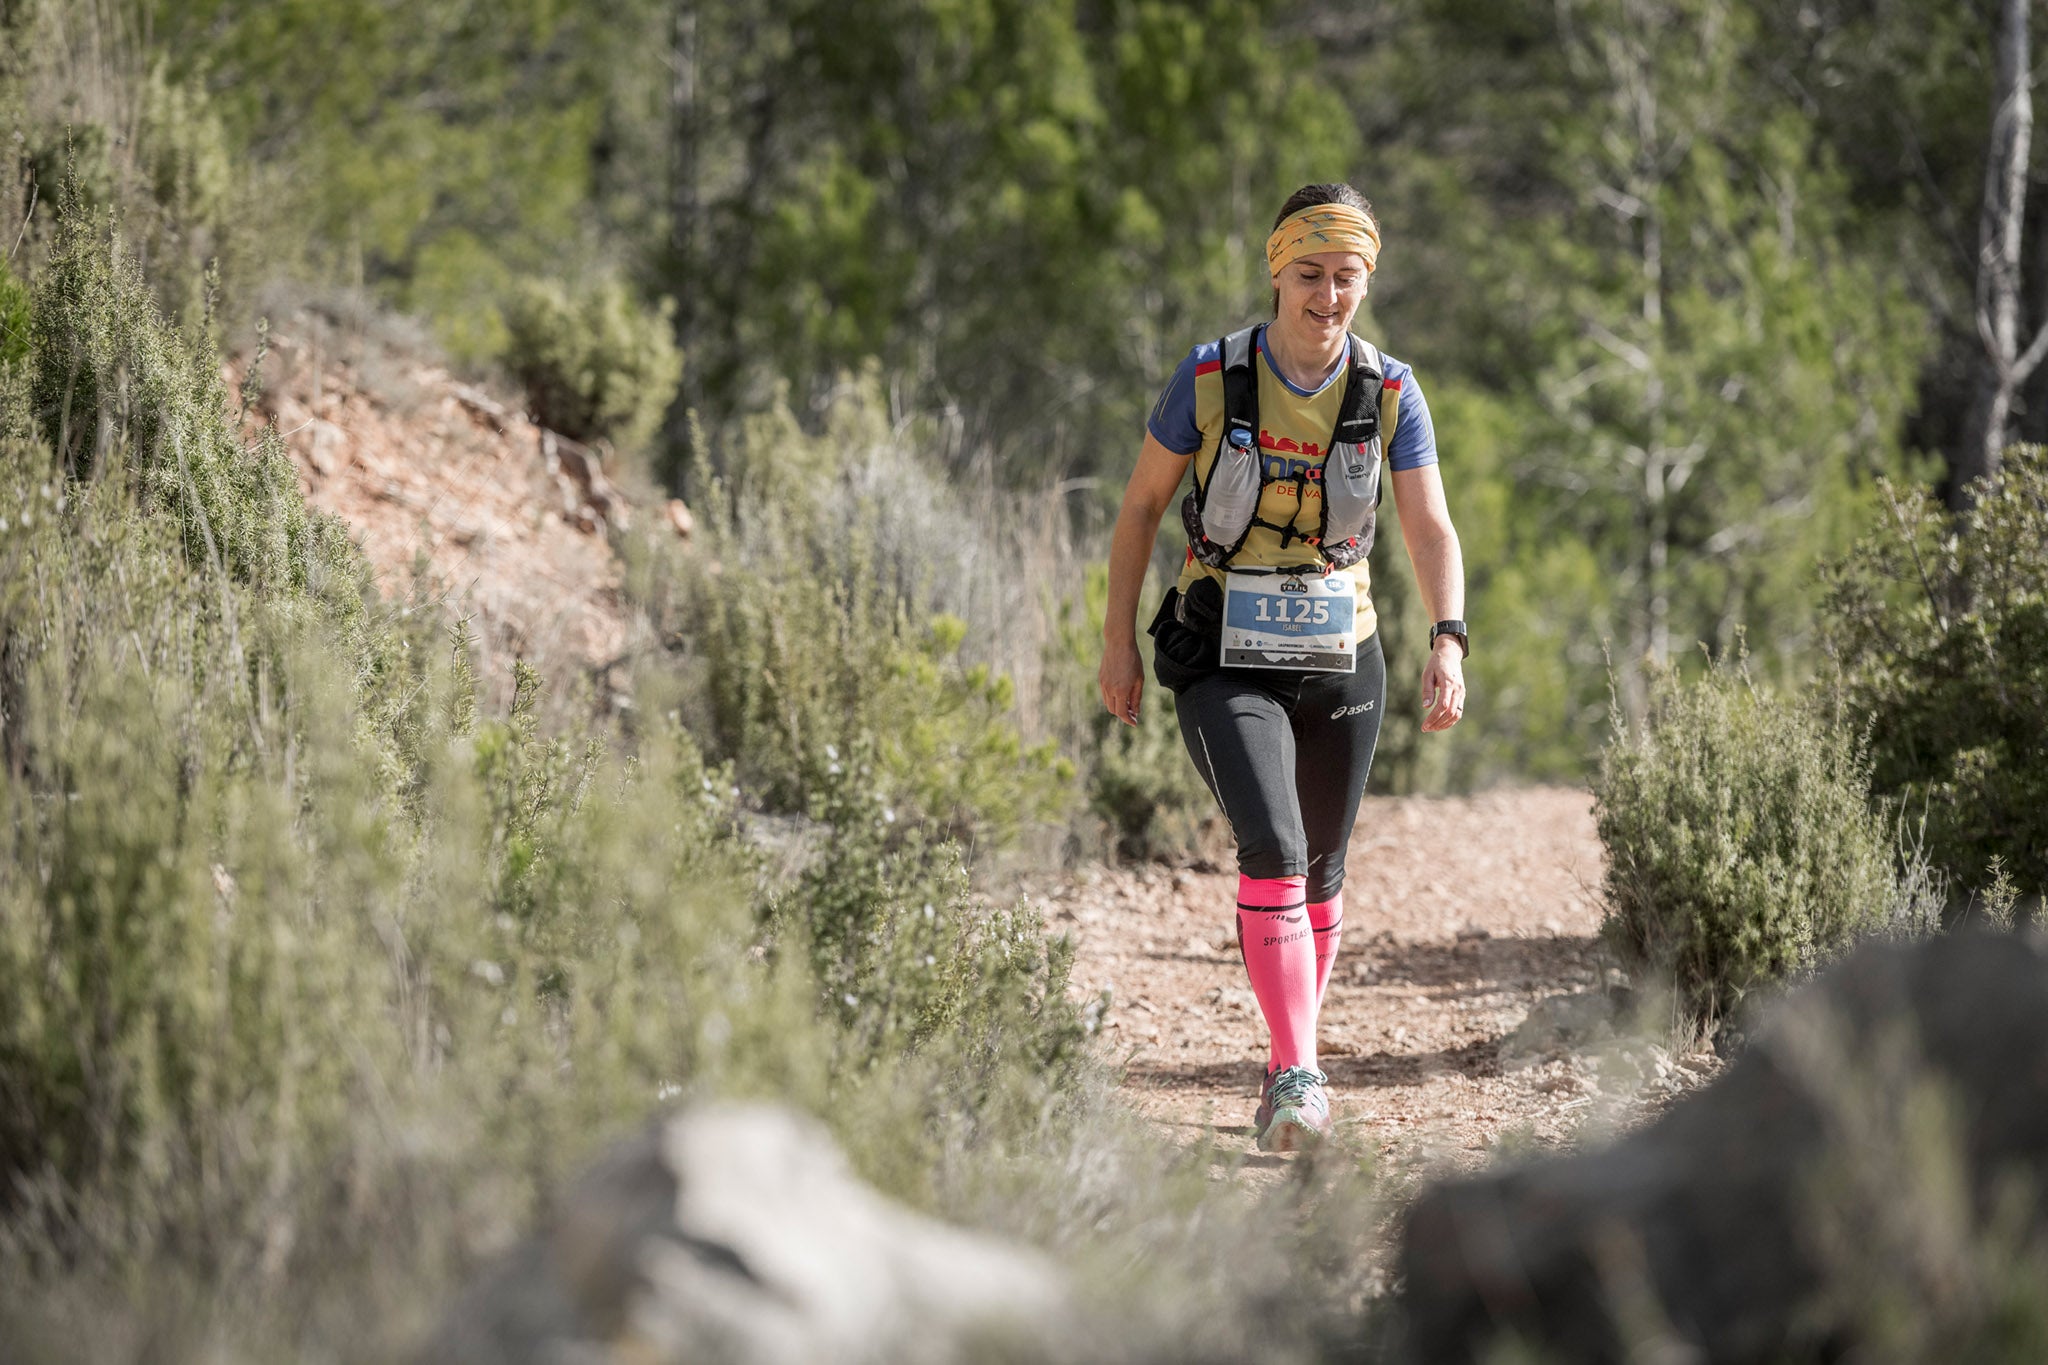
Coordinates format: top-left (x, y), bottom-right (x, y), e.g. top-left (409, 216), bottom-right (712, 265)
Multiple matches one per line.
top-left (1959, 0), bottom-right (2044, 507)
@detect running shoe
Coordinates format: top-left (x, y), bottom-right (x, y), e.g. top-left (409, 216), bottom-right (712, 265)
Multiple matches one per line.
top-left (1254, 1064), bottom-right (1331, 1152)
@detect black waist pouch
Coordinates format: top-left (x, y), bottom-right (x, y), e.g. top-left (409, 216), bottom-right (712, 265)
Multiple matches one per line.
top-left (1147, 577), bottom-right (1224, 693)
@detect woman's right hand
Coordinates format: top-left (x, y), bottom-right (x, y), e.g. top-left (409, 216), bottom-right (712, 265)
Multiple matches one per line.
top-left (1098, 638), bottom-right (1145, 726)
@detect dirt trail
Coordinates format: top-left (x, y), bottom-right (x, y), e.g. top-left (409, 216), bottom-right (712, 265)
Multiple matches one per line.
top-left (1048, 788), bottom-right (1716, 1168)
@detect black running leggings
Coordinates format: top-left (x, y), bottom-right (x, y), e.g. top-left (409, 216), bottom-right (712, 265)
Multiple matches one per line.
top-left (1170, 635), bottom-right (1386, 901)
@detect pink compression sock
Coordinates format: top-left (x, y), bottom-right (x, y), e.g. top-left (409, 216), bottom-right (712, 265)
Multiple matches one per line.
top-left (1309, 894), bottom-right (1344, 1009)
top-left (1237, 874), bottom-right (1317, 1073)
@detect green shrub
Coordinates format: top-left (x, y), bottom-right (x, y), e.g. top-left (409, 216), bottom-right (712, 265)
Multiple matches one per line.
top-left (502, 275), bottom-right (682, 454)
top-left (782, 741), bottom-right (1079, 1062)
top-left (132, 63), bottom-right (239, 327)
top-left (25, 125), bottom-right (117, 219)
top-left (20, 63), bottom-right (247, 331)
top-left (27, 203), bottom-right (351, 607)
top-left (766, 743), bottom-right (1089, 1201)
top-left (1088, 696), bottom-right (1216, 862)
top-left (135, 66), bottom-right (233, 233)
top-left (0, 259), bottom-right (28, 367)
top-left (1594, 660), bottom-right (1915, 1034)
top-left (674, 391), bottom-right (1076, 852)
top-left (1042, 563), bottom-right (1214, 863)
top-left (1821, 448), bottom-right (2048, 897)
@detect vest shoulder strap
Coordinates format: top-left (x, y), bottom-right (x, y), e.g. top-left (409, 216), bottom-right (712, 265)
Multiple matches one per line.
top-left (1334, 335), bottom-right (1384, 446)
top-left (1219, 325), bottom-right (1259, 450)
top-left (1345, 337), bottom-right (1406, 456)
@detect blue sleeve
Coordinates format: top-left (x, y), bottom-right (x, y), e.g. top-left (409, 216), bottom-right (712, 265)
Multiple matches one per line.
top-left (1382, 357), bottom-right (1438, 471)
top-left (1145, 343), bottom-right (1211, 455)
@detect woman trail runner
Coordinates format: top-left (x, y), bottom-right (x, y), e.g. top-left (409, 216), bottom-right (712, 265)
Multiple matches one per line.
top-left (1097, 182), bottom-right (1467, 1152)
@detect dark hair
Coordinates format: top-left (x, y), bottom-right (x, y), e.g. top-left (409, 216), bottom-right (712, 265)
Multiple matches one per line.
top-left (1270, 182), bottom-right (1376, 233)
top-left (1268, 183), bottom-right (1377, 315)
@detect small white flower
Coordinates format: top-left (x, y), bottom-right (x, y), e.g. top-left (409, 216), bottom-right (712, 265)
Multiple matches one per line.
top-left (842, 993), bottom-right (859, 1008)
top-left (825, 743), bottom-right (839, 761)
top-left (882, 807), bottom-right (895, 823)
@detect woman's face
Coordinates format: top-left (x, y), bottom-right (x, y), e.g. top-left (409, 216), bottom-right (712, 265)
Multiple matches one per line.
top-left (1271, 250), bottom-right (1369, 346)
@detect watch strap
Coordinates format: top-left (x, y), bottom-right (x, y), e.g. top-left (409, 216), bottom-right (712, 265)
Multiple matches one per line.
top-left (1429, 619), bottom-right (1470, 657)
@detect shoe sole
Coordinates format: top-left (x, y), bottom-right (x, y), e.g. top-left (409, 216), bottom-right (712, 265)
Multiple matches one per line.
top-left (1256, 1107), bottom-right (1328, 1153)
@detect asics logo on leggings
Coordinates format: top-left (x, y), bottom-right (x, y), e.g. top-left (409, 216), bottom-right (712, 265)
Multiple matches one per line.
top-left (1330, 701), bottom-right (1376, 719)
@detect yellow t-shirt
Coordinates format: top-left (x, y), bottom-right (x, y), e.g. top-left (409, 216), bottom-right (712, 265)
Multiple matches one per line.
top-left (1153, 328), bottom-right (1400, 640)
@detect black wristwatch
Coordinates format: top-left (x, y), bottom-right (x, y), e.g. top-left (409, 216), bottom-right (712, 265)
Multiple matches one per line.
top-left (1429, 619), bottom-right (1469, 657)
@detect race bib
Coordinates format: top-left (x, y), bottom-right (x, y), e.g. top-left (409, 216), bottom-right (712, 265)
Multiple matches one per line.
top-left (1220, 570), bottom-right (1357, 672)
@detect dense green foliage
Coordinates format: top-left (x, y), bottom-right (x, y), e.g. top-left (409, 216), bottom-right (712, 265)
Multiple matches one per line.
top-left (502, 275), bottom-right (682, 454)
top-left (137, 0), bottom-right (632, 359)
top-left (0, 259), bottom-right (30, 366)
top-left (10, 0), bottom-right (2026, 790)
top-left (1594, 660), bottom-right (1927, 1033)
top-left (135, 0), bottom-right (1355, 479)
top-left (1822, 446), bottom-right (2048, 897)
top-left (663, 386), bottom-right (1077, 849)
top-left (1349, 0), bottom-right (1928, 786)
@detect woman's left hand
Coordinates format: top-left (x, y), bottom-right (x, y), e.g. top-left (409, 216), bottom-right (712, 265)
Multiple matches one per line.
top-left (1420, 639), bottom-right (1466, 732)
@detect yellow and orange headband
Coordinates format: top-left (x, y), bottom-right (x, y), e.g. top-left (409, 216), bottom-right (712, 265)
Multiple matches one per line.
top-left (1265, 204), bottom-right (1381, 276)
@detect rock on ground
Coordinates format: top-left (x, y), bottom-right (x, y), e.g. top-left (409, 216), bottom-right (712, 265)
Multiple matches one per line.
top-left (1400, 931), bottom-right (2048, 1363)
top-left (425, 1104), bottom-right (1069, 1365)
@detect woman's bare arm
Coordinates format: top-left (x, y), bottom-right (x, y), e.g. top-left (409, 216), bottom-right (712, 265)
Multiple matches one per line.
top-left (1099, 433), bottom-right (1193, 725)
top-left (1390, 462), bottom-right (1467, 732)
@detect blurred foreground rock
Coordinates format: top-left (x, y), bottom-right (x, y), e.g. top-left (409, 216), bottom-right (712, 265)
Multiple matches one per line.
top-left (426, 1104), bottom-right (1069, 1365)
top-left (1402, 932), bottom-right (2048, 1363)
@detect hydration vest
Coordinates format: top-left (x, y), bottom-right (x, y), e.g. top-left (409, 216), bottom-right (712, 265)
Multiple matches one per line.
top-left (1179, 325), bottom-right (1401, 573)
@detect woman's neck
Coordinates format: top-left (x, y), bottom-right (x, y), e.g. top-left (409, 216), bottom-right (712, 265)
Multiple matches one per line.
top-left (1262, 320), bottom-right (1347, 392)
